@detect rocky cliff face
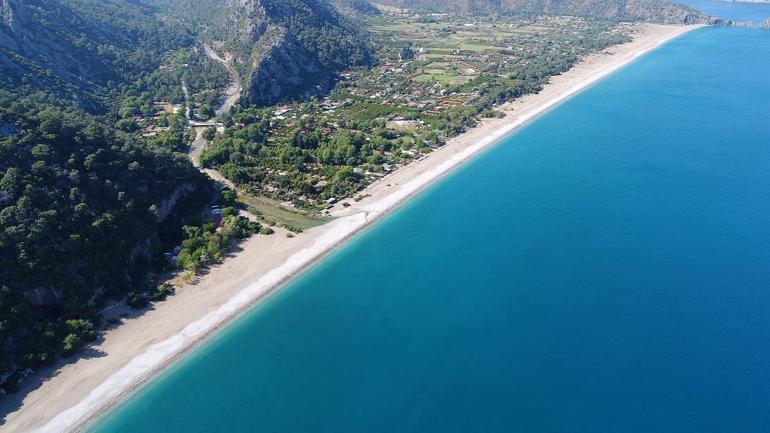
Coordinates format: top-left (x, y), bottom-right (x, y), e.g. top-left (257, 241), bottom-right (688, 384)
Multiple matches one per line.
top-left (710, 17), bottom-right (766, 27)
top-left (1, 0), bottom-right (14, 29)
top-left (242, 26), bottom-right (335, 105)
top-left (0, 0), bottom-right (21, 57)
top-left (221, 0), bottom-right (269, 45)
top-left (199, 0), bottom-right (370, 107)
top-left (22, 287), bottom-right (64, 308)
top-left (156, 182), bottom-right (198, 222)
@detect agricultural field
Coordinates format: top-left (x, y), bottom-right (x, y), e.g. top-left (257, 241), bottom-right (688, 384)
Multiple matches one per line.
top-left (370, 14), bottom-right (629, 87)
top-left (202, 13), bottom-right (633, 212)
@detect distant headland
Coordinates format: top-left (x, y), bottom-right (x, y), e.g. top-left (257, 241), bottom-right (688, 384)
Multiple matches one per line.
top-left (711, 16), bottom-right (770, 27)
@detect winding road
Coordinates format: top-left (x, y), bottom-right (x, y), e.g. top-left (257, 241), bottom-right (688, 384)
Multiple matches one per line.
top-left (203, 43), bottom-right (243, 116)
top-left (186, 44), bottom-right (243, 167)
top-left (185, 44), bottom-right (260, 222)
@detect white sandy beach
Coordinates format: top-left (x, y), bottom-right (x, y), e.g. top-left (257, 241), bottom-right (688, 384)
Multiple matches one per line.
top-left (0, 23), bottom-right (702, 433)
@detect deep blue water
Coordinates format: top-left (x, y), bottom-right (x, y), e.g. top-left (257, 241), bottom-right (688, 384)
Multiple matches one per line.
top-left (89, 28), bottom-right (770, 433)
top-left (681, 0), bottom-right (770, 22)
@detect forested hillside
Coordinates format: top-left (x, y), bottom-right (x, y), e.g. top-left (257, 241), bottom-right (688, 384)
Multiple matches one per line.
top-left (375, 0), bottom-right (710, 23)
top-left (0, 0), bottom-right (193, 110)
top-left (0, 0), bottom-right (212, 393)
top-left (0, 90), bottom-right (212, 391)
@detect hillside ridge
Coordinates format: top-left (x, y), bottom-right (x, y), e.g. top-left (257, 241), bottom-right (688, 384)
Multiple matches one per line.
top-left (373, 0), bottom-right (711, 23)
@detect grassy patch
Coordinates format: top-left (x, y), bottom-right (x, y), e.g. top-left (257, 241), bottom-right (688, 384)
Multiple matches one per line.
top-left (237, 194), bottom-right (331, 230)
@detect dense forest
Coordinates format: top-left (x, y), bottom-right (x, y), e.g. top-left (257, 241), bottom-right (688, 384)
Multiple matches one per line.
top-left (0, 91), bottom-right (212, 390)
top-left (0, 0), bottom-right (214, 393)
top-left (0, 0), bottom-right (193, 110)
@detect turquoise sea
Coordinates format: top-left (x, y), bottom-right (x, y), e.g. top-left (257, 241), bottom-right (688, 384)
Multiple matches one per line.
top-left (89, 27), bottom-right (770, 433)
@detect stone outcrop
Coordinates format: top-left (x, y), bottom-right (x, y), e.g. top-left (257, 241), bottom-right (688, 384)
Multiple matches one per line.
top-left (23, 287), bottom-right (64, 308)
top-left (231, 0), bottom-right (335, 107)
top-left (0, 0), bottom-right (21, 52)
top-left (1, 0), bottom-right (14, 28)
top-left (206, 0), bottom-right (368, 107)
top-left (242, 26), bottom-right (334, 106)
top-left (710, 17), bottom-right (770, 27)
top-left (19, 179), bottom-right (198, 310)
top-left (156, 182), bottom-right (197, 222)
top-left (233, 0), bottom-right (269, 44)
top-left (684, 13), bottom-right (711, 24)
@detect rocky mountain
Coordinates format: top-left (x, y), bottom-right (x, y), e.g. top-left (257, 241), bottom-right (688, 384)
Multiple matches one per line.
top-left (152, 0), bottom-right (373, 107)
top-left (228, 0), bottom-right (372, 106)
top-left (374, 0), bottom-right (711, 24)
top-left (0, 0), bottom-right (372, 109)
top-left (709, 17), bottom-right (770, 27)
top-left (1, 0), bottom-right (710, 109)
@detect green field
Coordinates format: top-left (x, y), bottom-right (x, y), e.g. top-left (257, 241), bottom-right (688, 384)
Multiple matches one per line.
top-left (413, 73), bottom-right (469, 85)
top-left (238, 194), bottom-right (332, 230)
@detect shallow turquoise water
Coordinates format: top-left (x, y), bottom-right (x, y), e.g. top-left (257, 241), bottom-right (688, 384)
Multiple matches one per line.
top-left (89, 28), bottom-right (770, 433)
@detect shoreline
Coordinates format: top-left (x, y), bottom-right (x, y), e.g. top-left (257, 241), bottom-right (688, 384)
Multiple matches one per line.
top-left (0, 23), bottom-right (703, 433)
